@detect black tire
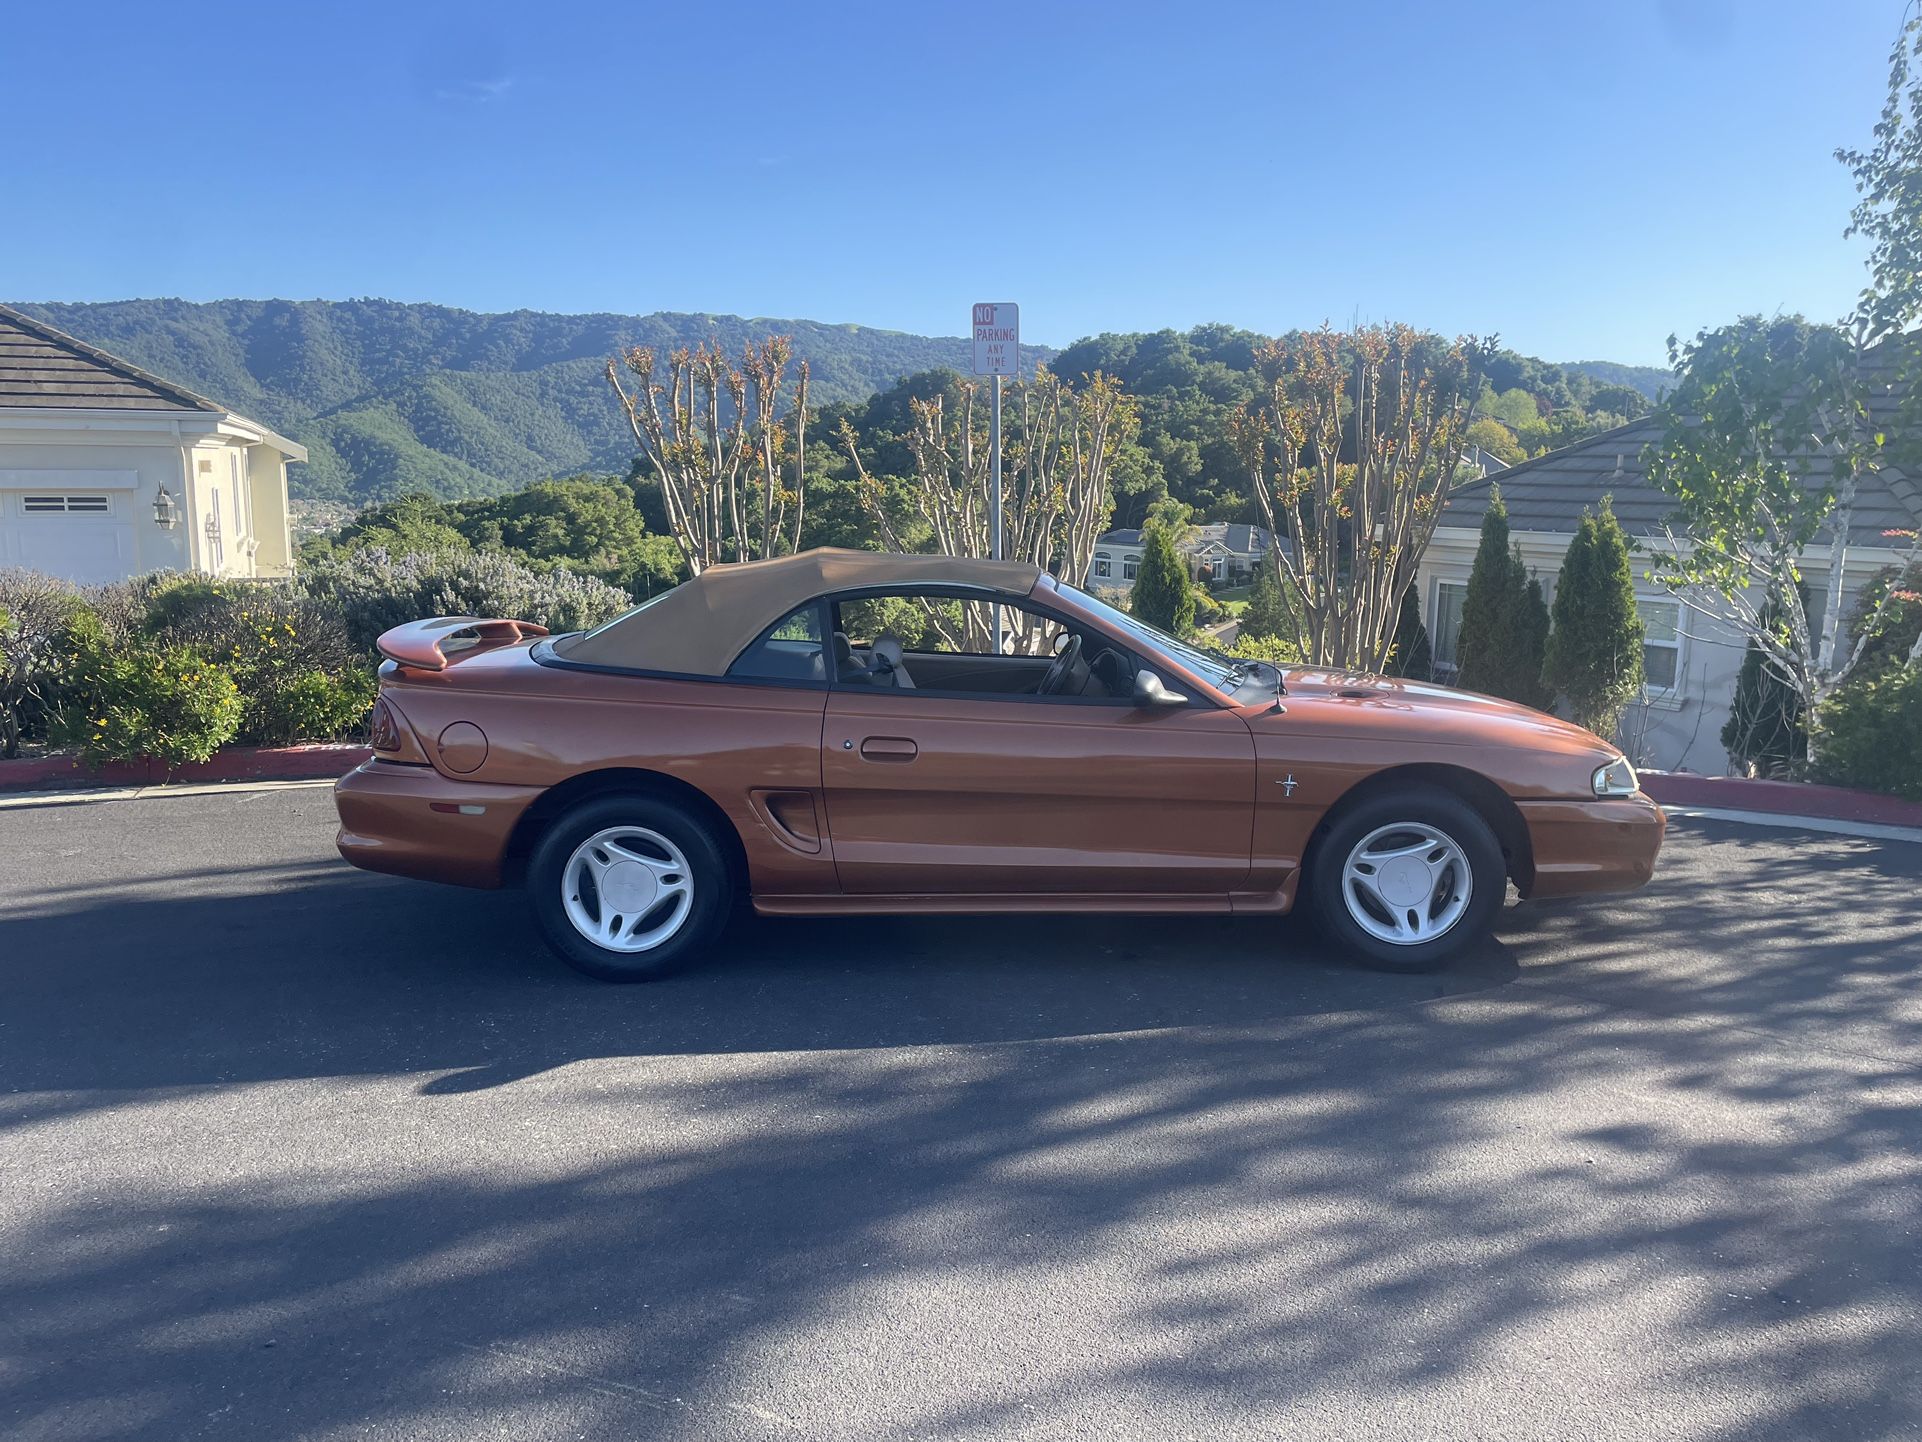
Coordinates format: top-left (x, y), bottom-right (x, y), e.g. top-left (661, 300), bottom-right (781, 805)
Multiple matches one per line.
top-left (528, 794), bottom-right (734, 982)
top-left (1306, 785), bottom-right (1505, 973)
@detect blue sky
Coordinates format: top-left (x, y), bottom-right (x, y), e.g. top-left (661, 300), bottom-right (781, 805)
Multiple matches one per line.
top-left (0, 0), bottom-right (1905, 365)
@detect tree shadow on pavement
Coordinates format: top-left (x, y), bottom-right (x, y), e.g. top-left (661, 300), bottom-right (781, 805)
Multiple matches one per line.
top-left (1, 817), bottom-right (1919, 1441)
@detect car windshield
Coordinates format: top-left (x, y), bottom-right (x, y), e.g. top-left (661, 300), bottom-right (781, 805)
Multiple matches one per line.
top-left (1057, 582), bottom-right (1248, 693)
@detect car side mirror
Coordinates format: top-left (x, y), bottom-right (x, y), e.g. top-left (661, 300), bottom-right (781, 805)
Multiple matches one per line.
top-left (1133, 670), bottom-right (1189, 708)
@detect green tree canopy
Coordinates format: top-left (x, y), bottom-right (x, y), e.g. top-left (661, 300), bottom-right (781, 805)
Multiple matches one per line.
top-left (1239, 549), bottom-right (1301, 648)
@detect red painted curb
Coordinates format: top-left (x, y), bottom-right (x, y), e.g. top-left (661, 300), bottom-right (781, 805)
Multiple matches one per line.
top-left (1640, 771), bottom-right (1922, 828)
top-left (0, 744), bottom-right (372, 793)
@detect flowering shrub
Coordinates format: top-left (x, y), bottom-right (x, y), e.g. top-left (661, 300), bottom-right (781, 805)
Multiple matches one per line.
top-left (292, 547), bottom-right (632, 652)
top-left (55, 642), bottom-right (243, 768)
top-left (248, 667), bottom-right (379, 745)
top-left (101, 575), bottom-right (373, 746)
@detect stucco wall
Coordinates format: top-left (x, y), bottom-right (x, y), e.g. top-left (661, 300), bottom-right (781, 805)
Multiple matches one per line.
top-left (0, 429), bottom-right (194, 577)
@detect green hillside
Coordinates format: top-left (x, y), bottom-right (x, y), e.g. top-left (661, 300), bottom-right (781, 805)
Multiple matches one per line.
top-left (12, 298), bottom-right (1028, 504)
top-left (1559, 359), bottom-right (1670, 401)
top-left (12, 297), bottom-right (1670, 509)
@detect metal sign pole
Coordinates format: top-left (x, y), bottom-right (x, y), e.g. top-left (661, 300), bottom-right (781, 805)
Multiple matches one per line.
top-left (991, 371), bottom-right (1003, 654)
top-left (972, 301), bottom-right (1017, 655)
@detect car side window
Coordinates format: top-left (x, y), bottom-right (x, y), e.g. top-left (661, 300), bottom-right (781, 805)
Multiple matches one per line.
top-left (838, 594), bottom-right (1068, 657)
top-left (728, 604), bottom-right (826, 684)
top-left (829, 588), bottom-right (1133, 702)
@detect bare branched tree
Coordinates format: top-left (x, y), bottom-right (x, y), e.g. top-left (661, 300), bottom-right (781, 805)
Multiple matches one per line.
top-left (840, 369), bottom-right (1136, 651)
top-left (606, 337), bottom-right (809, 575)
top-left (1230, 325), bottom-right (1490, 670)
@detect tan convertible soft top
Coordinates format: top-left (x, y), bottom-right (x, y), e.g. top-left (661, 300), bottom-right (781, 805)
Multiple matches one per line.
top-left (549, 547), bottom-right (1045, 675)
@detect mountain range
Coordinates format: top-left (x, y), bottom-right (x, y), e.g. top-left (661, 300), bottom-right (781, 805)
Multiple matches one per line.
top-left (11, 298), bottom-right (1667, 505)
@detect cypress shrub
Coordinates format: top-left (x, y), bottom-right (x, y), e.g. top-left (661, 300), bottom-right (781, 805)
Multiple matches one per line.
top-left (1722, 600), bottom-right (1807, 778)
top-left (1241, 551), bottom-right (1299, 644)
top-left (1542, 497), bottom-right (1646, 737)
top-left (1456, 488), bottom-right (1553, 708)
top-left (1387, 585), bottom-right (1432, 680)
top-left (1130, 527), bottom-right (1195, 636)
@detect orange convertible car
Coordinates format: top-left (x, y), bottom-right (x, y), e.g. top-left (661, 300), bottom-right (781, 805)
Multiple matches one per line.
top-left (334, 549), bottom-right (1665, 980)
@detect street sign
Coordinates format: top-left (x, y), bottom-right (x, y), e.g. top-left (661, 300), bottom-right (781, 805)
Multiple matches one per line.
top-left (971, 302), bottom-right (1019, 376)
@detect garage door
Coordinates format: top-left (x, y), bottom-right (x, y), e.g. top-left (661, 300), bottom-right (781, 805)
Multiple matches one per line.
top-left (0, 493), bottom-right (136, 584)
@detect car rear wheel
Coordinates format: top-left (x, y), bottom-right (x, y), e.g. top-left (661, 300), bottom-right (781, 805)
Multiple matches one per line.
top-left (529, 795), bottom-right (733, 981)
top-left (1307, 786), bottom-right (1505, 973)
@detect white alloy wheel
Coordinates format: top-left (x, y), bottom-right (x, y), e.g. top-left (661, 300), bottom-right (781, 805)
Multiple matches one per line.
top-left (561, 825), bottom-right (695, 953)
top-left (1339, 821), bottom-right (1474, 946)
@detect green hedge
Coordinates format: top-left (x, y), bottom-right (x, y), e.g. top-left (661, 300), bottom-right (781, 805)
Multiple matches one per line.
top-left (55, 639), bottom-right (244, 767)
top-left (1815, 665), bottom-right (1922, 800)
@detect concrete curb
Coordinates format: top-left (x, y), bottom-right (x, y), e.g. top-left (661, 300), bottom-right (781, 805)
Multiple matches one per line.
top-left (1662, 805), bottom-right (1922, 845)
top-left (1639, 770), bottom-right (1922, 830)
top-left (0, 743), bottom-right (371, 793)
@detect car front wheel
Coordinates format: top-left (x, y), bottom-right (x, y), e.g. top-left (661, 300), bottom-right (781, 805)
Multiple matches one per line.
top-left (1307, 786), bottom-right (1505, 972)
top-left (529, 795), bottom-right (733, 981)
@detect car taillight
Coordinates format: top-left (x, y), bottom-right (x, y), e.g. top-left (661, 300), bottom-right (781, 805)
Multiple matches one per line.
top-left (369, 697), bottom-right (403, 752)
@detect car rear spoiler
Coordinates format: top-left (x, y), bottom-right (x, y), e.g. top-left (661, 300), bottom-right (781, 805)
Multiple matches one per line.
top-left (376, 616), bottom-right (551, 671)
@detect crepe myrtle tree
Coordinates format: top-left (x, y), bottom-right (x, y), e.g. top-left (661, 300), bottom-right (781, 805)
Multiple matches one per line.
top-left (840, 367), bottom-right (1137, 652)
top-left (607, 336), bottom-right (810, 575)
top-left (1230, 324), bottom-right (1493, 670)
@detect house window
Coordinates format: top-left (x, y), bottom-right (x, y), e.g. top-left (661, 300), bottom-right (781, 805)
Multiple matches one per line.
top-left (22, 495), bottom-right (111, 514)
top-left (1638, 597), bottom-right (1682, 694)
top-left (1093, 552), bottom-right (1112, 579)
top-left (1123, 555), bottom-right (1140, 581)
top-left (1430, 579), bottom-right (1469, 675)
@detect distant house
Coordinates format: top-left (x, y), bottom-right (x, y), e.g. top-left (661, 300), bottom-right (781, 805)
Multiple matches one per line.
top-left (1459, 443), bottom-right (1510, 478)
top-left (1419, 414), bottom-right (1922, 773)
top-left (1089, 521), bottom-right (1276, 591)
top-left (0, 304), bottom-right (302, 585)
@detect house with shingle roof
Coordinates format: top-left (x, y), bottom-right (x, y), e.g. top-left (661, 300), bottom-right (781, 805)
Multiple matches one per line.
top-left (1417, 406), bottom-right (1922, 773)
top-left (0, 303), bottom-right (303, 584)
top-left (1088, 521), bottom-right (1276, 592)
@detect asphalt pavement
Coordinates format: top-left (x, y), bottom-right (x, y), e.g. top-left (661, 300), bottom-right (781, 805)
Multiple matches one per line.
top-left (2, 785), bottom-right (1919, 1442)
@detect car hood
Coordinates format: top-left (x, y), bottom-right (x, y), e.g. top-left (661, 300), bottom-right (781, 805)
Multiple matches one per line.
top-left (1246, 668), bottom-right (1617, 758)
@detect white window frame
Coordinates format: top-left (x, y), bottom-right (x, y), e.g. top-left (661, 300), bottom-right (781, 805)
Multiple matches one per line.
top-left (1093, 551), bottom-right (1112, 579)
top-left (1430, 576), bottom-right (1469, 681)
top-left (1636, 594), bottom-right (1686, 707)
top-left (1122, 554), bottom-right (1140, 581)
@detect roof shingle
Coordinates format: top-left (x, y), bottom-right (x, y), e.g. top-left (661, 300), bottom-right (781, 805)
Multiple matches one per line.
top-left (1442, 381), bottom-right (1922, 551)
top-left (0, 304), bottom-right (219, 413)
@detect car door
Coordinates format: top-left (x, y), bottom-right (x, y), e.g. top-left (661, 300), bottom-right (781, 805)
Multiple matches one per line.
top-left (819, 599), bottom-right (1256, 896)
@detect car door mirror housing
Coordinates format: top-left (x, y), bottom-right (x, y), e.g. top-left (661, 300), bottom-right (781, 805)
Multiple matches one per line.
top-left (1133, 670), bottom-right (1189, 707)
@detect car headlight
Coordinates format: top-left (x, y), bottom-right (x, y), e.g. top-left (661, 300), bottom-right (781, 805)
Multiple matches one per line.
top-left (1592, 755), bottom-right (1639, 797)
